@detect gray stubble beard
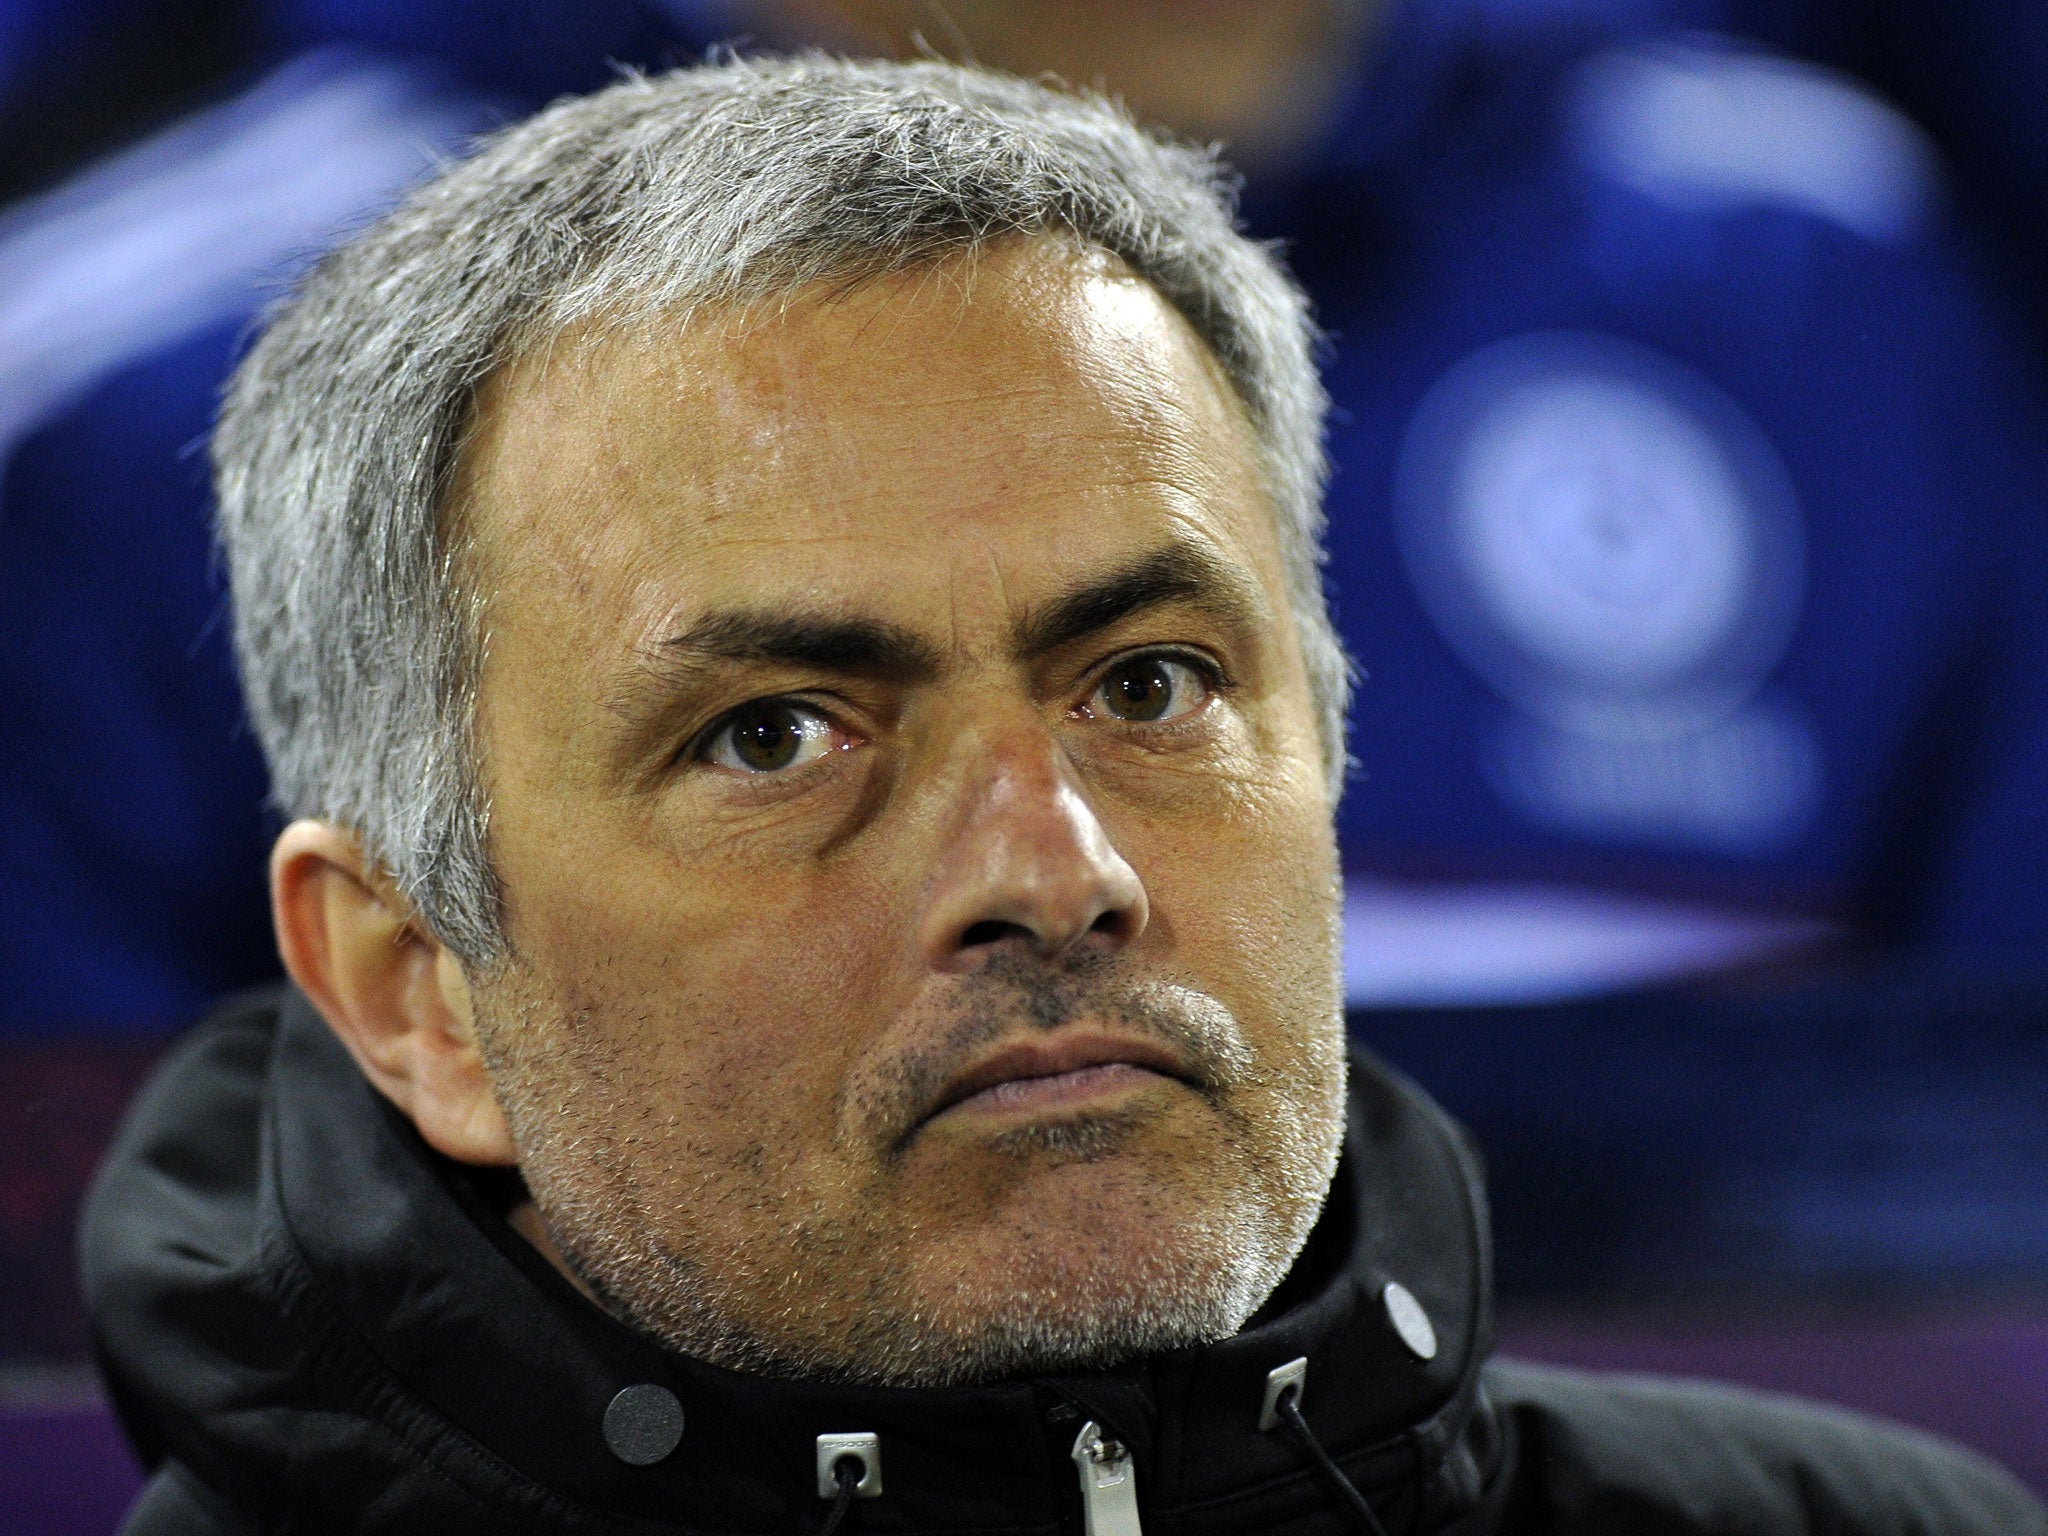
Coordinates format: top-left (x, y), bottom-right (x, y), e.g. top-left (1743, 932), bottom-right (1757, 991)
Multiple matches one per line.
top-left (473, 953), bottom-right (1347, 1387)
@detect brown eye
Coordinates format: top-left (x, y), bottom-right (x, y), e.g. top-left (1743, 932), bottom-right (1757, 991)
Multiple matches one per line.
top-left (1092, 654), bottom-right (1209, 724)
top-left (703, 700), bottom-right (838, 773)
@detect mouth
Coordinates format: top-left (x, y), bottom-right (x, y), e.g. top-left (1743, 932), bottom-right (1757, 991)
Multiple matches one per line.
top-left (921, 1032), bottom-right (1193, 1128)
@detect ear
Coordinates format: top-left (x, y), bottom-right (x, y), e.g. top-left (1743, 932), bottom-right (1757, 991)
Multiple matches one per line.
top-left (270, 820), bottom-right (517, 1167)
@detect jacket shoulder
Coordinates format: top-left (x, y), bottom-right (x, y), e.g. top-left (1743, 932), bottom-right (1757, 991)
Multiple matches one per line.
top-left (81, 986), bottom-right (288, 1475)
top-left (1485, 1359), bottom-right (2048, 1534)
top-left (119, 1461), bottom-right (256, 1536)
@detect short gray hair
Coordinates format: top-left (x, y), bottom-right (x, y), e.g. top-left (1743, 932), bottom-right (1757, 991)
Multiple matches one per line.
top-left (216, 54), bottom-right (1347, 965)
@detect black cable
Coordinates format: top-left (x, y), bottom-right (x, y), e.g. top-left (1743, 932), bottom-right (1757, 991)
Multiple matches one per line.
top-left (1276, 1393), bottom-right (1391, 1536)
top-left (815, 1457), bottom-right (863, 1536)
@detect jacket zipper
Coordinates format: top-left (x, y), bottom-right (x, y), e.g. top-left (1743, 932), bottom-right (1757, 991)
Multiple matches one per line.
top-left (1070, 1421), bottom-right (1143, 1536)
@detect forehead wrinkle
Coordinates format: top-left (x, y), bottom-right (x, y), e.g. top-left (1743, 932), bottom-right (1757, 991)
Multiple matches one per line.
top-left (472, 240), bottom-right (1285, 733)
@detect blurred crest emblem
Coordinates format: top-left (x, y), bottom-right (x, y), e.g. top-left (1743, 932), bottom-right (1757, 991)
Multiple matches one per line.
top-left (1395, 331), bottom-right (1820, 853)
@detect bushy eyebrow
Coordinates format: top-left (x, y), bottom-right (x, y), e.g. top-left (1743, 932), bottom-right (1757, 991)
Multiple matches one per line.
top-left (607, 612), bottom-right (941, 740)
top-left (1012, 540), bottom-right (1270, 661)
top-left (658, 611), bottom-right (945, 680)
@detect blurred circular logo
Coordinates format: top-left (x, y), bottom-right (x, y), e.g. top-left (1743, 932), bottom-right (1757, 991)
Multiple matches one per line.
top-left (1395, 332), bottom-right (1819, 853)
top-left (1396, 331), bottom-right (1804, 739)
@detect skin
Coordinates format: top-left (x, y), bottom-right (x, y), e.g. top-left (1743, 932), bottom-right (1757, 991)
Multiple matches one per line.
top-left (753, 0), bottom-right (1383, 167)
top-left (273, 238), bottom-right (1348, 1384)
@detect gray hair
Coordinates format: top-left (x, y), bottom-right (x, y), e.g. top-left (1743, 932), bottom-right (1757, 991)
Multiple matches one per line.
top-left (215, 54), bottom-right (1348, 966)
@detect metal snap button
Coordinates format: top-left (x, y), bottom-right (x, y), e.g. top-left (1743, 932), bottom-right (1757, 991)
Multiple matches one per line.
top-left (604, 1383), bottom-right (685, 1466)
top-left (1382, 1280), bottom-right (1438, 1361)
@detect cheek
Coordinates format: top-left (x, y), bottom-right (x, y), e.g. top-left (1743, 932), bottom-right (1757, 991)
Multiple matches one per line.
top-left (1121, 753), bottom-right (1341, 1040)
top-left (512, 842), bottom-right (920, 1135)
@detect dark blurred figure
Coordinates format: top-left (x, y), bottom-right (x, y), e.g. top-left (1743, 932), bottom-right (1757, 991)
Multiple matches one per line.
top-left (0, 0), bottom-right (257, 204)
top-left (0, 1), bottom-right (271, 1039)
top-left (1718, 0), bottom-right (2048, 358)
top-left (0, 23), bottom-right (495, 1039)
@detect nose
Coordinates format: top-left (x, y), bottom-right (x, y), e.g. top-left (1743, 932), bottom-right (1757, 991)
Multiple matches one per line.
top-left (918, 727), bottom-right (1149, 973)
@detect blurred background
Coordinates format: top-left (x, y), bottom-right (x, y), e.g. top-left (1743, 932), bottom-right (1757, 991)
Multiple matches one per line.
top-left (2, 1), bottom-right (2044, 1527)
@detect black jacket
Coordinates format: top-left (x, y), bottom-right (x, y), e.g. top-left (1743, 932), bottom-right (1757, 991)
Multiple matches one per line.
top-left (82, 987), bottom-right (2046, 1535)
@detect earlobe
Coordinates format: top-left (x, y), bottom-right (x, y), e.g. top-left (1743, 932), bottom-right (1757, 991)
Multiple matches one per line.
top-left (270, 820), bottom-right (519, 1167)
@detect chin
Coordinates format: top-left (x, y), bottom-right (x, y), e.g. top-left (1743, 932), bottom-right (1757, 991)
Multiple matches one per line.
top-left (938, 1243), bottom-right (1288, 1384)
top-left (562, 1132), bottom-right (1316, 1388)
top-left (849, 1156), bottom-right (1311, 1385)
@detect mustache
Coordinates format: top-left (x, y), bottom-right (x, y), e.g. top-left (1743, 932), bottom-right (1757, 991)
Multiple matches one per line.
top-left (839, 950), bottom-right (1255, 1154)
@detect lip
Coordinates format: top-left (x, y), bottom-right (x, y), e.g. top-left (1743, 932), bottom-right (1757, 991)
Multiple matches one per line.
top-left (922, 1031), bottom-right (1192, 1125)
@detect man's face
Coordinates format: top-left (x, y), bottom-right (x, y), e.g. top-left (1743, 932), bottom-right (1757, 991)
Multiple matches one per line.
top-left (455, 239), bottom-right (1347, 1385)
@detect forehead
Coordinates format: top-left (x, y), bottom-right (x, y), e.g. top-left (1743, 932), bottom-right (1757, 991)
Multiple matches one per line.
top-left (452, 238), bottom-right (1284, 646)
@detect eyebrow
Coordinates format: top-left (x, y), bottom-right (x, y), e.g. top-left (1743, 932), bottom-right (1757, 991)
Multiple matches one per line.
top-left (657, 611), bottom-right (946, 681)
top-left (1012, 540), bottom-right (1271, 661)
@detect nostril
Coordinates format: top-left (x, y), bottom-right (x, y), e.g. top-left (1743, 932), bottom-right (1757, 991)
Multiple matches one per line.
top-left (960, 919), bottom-right (1030, 949)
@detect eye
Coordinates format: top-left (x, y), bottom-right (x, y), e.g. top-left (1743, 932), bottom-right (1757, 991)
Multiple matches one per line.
top-left (698, 699), bottom-right (846, 774)
top-left (1087, 653), bottom-right (1213, 724)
